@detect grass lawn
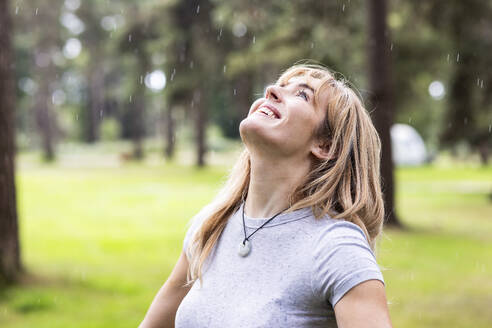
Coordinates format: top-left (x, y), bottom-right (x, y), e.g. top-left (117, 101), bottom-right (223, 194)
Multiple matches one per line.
top-left (0, 147), bottom-right (491, 327)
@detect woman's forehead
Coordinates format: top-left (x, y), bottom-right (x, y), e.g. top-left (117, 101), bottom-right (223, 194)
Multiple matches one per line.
top-left (278, 74), bottom-right (321, 90)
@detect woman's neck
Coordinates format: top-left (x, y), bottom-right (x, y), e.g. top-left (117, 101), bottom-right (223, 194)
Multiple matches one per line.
top-left (244, 155), bottom-right (311, 218)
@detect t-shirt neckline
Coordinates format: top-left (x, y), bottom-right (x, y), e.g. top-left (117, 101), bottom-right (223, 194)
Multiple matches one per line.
top-left (237, 202), bottom-right (313, 228)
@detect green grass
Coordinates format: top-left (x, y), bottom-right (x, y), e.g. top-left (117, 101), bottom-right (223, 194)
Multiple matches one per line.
top-left (0, 149), bottom-right (491, 327)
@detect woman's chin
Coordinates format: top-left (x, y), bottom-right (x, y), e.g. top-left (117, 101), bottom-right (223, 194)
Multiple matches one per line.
top-left (240, 117), bottom-right (270, 138)
top-left (240, 123), bottom-right (281, 150)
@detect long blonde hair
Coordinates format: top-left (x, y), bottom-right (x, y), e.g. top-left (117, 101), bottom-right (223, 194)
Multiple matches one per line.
top-left (185, 62), bottom-right (385, 286)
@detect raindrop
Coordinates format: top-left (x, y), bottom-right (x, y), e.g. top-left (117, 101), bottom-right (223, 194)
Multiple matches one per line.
top-left (129, 95), bottom-right (132, 103)
top-left (447, 54), bottom-right (450, 62)
top-left (196, 5), bottom-right (200, 14)
top-left (190, 60), bottom-right (194, 69)
top-left (128, 34), bottom-right (132, 42)
top-left (456, 52), bottom-right (460, 62)
top-left (390, 43), bottom-right (393, 51)
top-left (233, 88), bottom-right (237, 95)
top-left (489, 124), bottom-right (491, 133)
top-left (311, 42), bottom-right (314, 49)
top-left (170, 68), bottom-right (176, 81)
top-left (191, 100), bottom-right (194, 108)
top-left (15, 6), bottom-right (19, 15)
top-left (480, 80), bottom-right (483, 88)
top-left (35, 7), bottom-right (39, 15)
top-left (140, 75), bottom-right (143, 84)
top-left (464, 117), bottom-right (468, 124)
top-left (100, 110), bottom-right (103, 118)
top-left (223, 65), bottom-right (227, 73)
top-left (342, 4), bottom-right (345, 11)
top-left (252, 35), bottom-right (256, 44)
top-left (75, 114), bottom-right (79, 121)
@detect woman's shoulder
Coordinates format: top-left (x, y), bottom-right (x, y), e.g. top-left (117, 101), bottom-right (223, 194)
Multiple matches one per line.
top-left (309, 213), bottom-right (368, 244)
top-left (309, 214), bottom-right (376, 261)
top-left (309, 214), bottom-right (384, 307)
top-left (182, 202), bottom-right (216, 254)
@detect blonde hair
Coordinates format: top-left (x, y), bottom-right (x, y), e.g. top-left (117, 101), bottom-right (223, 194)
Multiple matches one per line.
top-left (185, 62), bottom-right (385, 287)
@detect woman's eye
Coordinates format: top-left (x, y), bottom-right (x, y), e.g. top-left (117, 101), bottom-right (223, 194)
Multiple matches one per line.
top-left (297, 90), bottom-right (309, 101)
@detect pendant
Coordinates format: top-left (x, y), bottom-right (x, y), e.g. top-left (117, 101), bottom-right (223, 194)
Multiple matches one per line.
top-left (238, 239), bottom-right (251, 257)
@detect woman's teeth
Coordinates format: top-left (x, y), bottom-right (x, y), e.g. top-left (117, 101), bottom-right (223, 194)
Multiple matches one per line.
top-left (257, 107), bottom-right (278, 119)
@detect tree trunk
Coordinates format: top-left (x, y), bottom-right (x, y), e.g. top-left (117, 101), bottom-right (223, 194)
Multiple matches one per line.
top-left (440, 51), bottom-right (474, 147)
top-left (367, 0), bottom-right (402, 227)
top-left (132, 87), bottom-right (145, 160)
top-left (225, 72), bottom-right (254, 139)
top-left (194, 89), bottom-right (207, 167)
top-left (86, 51), bottom-right (105, 143)
top-left (236, 73), bottom-right (254, 120)
top-left (34, 69), bottom-right (56, 161)
top-left (0, 0), bottom-right (22, 285)
top-left (165, 105), bottom-right (175, 159)
top-left (33, 4), bottom-right (59, 161)
top-left (128, 54), bottom-right (150, 160)
top-left (477, 140), bottom-right (489, 166)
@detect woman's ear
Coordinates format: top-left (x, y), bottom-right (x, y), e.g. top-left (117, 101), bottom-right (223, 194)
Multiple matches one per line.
top-left (310, 139), bottom-right (333, 161)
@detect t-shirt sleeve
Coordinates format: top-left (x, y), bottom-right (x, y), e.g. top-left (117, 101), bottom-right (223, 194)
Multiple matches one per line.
top-left (311, 220), bottom-right (385, 308)
top-left (182, 203), bottom-right (215, 261)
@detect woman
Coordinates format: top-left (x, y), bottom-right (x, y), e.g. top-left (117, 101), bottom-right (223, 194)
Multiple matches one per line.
top-left (140, 63), bottom-right (393, 327)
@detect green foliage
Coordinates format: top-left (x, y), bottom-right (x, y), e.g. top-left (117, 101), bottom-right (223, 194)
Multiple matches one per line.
top-left (11, 0), bottom-right (492, 162)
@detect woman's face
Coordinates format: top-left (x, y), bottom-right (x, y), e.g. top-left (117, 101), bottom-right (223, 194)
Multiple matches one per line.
top-left (239, 74), bottom-right (329, 160)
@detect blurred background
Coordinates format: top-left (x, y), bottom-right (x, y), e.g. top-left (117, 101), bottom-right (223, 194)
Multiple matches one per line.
top-left (0, 0), bottom-right (491, 327)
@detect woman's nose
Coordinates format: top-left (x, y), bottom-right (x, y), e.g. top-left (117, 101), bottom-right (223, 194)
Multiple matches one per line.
top-left (265, 85), bottom-right (281, 102)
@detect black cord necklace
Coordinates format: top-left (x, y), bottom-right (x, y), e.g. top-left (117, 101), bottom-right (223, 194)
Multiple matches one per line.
top-left (238, 201), bottom-right (290, 257)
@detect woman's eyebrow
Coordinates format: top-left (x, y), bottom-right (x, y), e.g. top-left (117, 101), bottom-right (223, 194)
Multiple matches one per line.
top-left (281, 81), bottom-right (315, 94)
top-left (298, 83), bottom-right (315, 94)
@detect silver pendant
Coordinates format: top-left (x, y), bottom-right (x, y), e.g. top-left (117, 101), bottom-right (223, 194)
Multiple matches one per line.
top-left (238, 239), bottom-right (251, 257)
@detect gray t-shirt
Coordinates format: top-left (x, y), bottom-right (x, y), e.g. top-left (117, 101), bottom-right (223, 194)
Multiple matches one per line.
top-left (175, 202), bottom-right (385, 328)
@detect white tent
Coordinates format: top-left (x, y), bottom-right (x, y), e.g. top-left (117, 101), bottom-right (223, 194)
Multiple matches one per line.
top-left (390, 123), bottom-right (427, 166)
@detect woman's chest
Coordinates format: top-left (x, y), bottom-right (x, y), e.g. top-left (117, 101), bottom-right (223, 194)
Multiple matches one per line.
top-left (175, 221), bottom-right (335, 327)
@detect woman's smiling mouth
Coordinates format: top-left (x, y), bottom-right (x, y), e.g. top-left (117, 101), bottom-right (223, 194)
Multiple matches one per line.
top-left (255, 104), bottom-right (281, 119)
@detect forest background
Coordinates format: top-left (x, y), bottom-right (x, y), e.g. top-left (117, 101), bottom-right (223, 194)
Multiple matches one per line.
top-left (0, 0), bottom-right (491, 327)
